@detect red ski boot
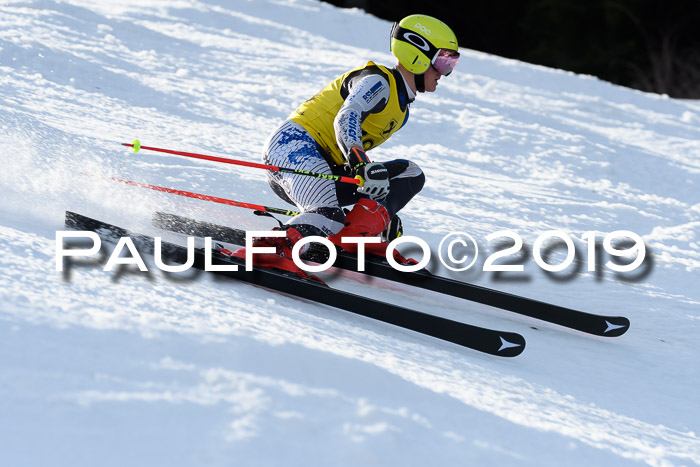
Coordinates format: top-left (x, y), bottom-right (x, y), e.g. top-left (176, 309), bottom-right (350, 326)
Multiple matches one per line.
top-left (328, 199), bottom-right (417, 266)
top-left (229, 227), bottom-right (322, 281)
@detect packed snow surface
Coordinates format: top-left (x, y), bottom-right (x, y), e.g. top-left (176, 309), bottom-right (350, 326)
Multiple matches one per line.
top-left (1, 1), bottom-right (699, 465)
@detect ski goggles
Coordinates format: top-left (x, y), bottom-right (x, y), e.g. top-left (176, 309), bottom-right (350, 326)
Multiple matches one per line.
top-left (432, 49), bottom-right (460, 76)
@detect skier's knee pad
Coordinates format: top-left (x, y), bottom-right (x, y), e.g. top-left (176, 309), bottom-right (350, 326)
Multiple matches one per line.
top-left (384, 160), bottom-right (425, 192)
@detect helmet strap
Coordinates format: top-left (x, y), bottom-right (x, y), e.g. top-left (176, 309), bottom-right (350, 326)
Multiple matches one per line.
top-left (415, 73), bottom-right (426, 93)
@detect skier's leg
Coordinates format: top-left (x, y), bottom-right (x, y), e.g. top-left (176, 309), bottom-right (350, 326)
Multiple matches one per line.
top-left (263, 120), bottom-right (345, 237)
top-left (325, 159), bottom-right (422, 264)
top-left (382, 159), bottom-right (425, 218)
top-left (333, 158), bottom-right (425, 236)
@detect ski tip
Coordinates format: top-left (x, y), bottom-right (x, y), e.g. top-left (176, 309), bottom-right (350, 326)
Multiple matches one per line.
top-left (602, 317), bottom-right (630, 337)
top-left (497, 334), bottom-right (526, 357)
top-left (131, 139), bottom-right (141, 153)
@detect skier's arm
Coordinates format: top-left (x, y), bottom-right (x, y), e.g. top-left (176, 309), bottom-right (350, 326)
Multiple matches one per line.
top-left (333, 74), bottom-right (391, 200)
top-left (333, 74), bottom-right (390, 164)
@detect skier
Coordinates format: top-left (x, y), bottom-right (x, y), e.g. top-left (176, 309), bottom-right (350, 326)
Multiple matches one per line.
top-left (235, 14), bottom-right (460, 272)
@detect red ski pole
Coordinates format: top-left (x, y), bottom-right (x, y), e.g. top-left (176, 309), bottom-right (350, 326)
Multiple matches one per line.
top-left (86, 173), bottom-right (300, 217)
top-left (122, 139), bottom-right (362, 186)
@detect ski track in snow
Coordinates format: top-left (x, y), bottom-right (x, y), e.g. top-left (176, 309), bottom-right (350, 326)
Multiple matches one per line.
top-left (1, 1), bottom-right (699, 466)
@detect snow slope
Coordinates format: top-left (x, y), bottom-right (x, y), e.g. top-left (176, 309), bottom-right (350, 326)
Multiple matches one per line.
top-left (1, 0), bottom-right (699, 465)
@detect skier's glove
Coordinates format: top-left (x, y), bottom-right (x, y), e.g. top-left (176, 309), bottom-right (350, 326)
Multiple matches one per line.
top-left (356, 162), bottom-right (390, 200)
top-left (348, 147), bottom-right (389, 201)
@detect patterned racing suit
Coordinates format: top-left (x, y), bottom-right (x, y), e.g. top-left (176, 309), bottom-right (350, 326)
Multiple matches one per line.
top-left (262, 61), bottom-right (425, 237)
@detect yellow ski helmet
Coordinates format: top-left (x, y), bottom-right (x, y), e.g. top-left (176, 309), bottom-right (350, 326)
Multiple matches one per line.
top-left (390, 14), bottom-right (459, 75)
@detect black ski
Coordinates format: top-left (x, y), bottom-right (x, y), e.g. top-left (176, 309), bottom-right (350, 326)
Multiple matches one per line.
top-left (152, 211), bottom-right (630, 337)
top-left (65, 211), bottom-right (526, 357)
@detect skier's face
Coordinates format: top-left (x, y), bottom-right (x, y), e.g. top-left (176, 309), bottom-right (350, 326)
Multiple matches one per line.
top-left (423, 66), bottom-right (442, 93)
